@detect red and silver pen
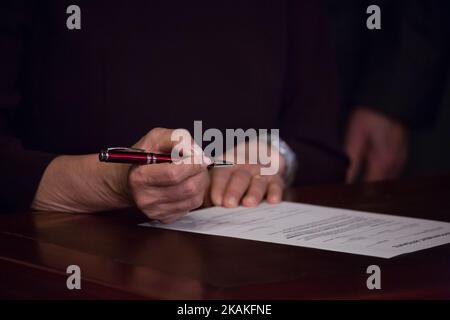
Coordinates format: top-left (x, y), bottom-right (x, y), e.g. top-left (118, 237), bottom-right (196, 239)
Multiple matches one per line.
top-left (99, 147), bottom-right (233, 167)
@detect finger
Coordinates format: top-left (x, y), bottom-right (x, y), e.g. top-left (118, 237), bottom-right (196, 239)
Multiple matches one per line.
top-left (223, 169), bottom-right (252, 208)
top-left (365, 140), bottom-right (408, 182)
top-left (162, 195), bottom-right (204, 213)
top-left (145, 208), bottom-right (187, 222)
top-left (345, 129), bottom-right (367, 184)
top-left (202, 184), bottom-right (213, 208)
top-left (140, 127), bottom-right (177, 153)
top-left (147, 194), bottom-right (204, 220)
top-left (140, 127), bottom-right (211, 166)
top-left (242, 175), bottom-right (268, 207)
top-left (365, 157), bottom-right (386, 182)
top-left (266, 176), bottom-right (284, 204)
top-left (133, 162), bottom-right (207, 187)
top-left (210, 167), bottom-right (233, 206)
top-left (168, 169), bottom-right (209, 202)
top-left (150, 169), bottom-right (209, 204)
top-left (168, 128), bottom-right (212, 166)
top-left (365, 151), bottom-right (400, 182)
top-left (159, 212), bottom-right (189, 224)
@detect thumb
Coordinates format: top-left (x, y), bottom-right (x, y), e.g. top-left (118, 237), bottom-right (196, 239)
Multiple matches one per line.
top-left (170, 128), bottom-right (212, 166)
top-left (135, 127), bottom-right (176, 153)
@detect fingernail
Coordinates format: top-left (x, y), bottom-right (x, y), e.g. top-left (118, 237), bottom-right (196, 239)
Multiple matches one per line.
top-left (268, 195), bottom-right (280, 203)
top-left (203, 155), bottom-right (213, 166)
top-left (212, 195), bottom-right (223, 206)
top-left (244, 196), bottom-right (256, 207)
top-left (226, 196), bottom-right (238, 207)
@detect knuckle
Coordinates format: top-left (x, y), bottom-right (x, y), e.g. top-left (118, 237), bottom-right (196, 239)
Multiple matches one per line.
top-left (145, 205), bottom-right (167, 218)
top-left (148, 127), bottom-right (171, 144)
top-left (165, 167), bottom-right (182, 184)
top-left (133, 193), bottom-right (159, 212)
top-left (134, 195), bottom-right (150, 210)
top-left (176, 128), bottom-right (191, 138)
top-left (128, 168), bottom-right (144, 189)
top-left (141, 206), bottom-right (158, 219)
top-left (237, 169), bottom-right (252, 181)
top-left (149, 127), bottom-right (166, 136)
top-left (182, 180), bottom-right (198, 196)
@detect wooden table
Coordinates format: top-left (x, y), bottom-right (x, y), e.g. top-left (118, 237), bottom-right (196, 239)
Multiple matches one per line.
top-left (1, 176), bottom-right (450, 299)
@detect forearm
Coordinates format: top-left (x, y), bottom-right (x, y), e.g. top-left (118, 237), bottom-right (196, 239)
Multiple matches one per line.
top-left (31, 154), bottom-right (131, 213)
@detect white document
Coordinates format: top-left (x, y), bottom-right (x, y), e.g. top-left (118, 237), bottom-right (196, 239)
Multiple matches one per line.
top-left (140, 202), bottom-right (450, 258)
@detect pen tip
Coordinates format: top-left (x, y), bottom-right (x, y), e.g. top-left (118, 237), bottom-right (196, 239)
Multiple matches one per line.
top-left (208, 160), bottom-right (234, 168)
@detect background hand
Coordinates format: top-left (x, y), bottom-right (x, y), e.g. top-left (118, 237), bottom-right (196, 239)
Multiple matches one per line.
top-left (345, 107), bottom-right (408, 183)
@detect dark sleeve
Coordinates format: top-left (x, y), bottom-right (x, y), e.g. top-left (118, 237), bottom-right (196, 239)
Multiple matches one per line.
top-left (355, 0), bottom-right (448, 129)
top-left (281, 0), bottom-right (348, 186)
top-left (0, 1), bottom-right (56, 213)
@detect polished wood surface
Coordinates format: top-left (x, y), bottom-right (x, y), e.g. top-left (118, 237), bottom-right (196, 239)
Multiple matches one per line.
top-left (1, 176), bottom-right (450, 299)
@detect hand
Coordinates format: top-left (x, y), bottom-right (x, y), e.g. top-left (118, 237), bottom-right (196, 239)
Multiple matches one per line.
top-left (126, 128), bottom-right (211, 223)
top-left (209, 139), bottom-right (285, 208)
top-left (345, 107), bottom-right (408, 183)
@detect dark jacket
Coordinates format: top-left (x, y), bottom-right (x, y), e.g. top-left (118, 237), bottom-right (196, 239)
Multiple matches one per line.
top-left (328, 0), bottom-right (449, 130)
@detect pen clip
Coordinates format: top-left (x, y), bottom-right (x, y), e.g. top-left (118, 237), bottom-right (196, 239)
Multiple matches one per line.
top-left (106, 147), bottom-right (146, 153)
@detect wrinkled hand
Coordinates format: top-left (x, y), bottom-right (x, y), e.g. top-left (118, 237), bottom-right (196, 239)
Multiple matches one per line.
top-left (345, 107), bottom-right (408, 183)
top-left (209, 140), bottom-right (285, 208)
top-left (126, 128), bottom-right (211, 223)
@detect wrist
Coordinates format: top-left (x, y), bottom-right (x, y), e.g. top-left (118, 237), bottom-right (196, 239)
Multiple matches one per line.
top-left (97, 158), bottom-right (133, 208)
top-left (269, 137), bottom-right (297, 186)
top-left (32, 154), bottom-right (132, 212)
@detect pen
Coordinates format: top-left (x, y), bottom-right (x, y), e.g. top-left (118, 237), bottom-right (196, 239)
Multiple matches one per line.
top-left (99, 147), bottom-right (233, 167)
